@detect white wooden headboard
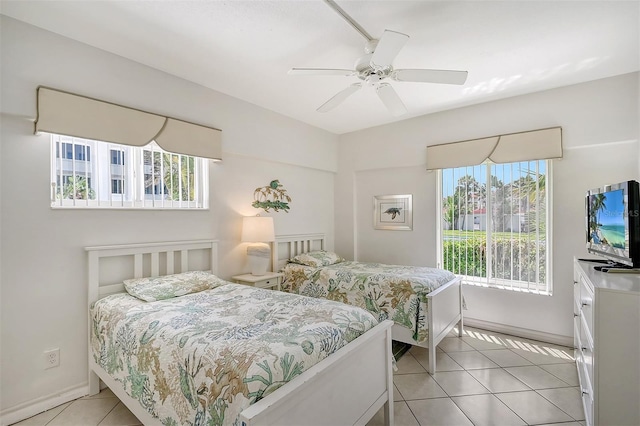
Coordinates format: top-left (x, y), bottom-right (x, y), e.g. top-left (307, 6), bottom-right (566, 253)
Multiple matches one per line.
top-left (272, 234), bottom-right (325, 271)
top-left (85, 240), bottom-right (218, 303)
top-left (85, 239), bottom-right (217, 396)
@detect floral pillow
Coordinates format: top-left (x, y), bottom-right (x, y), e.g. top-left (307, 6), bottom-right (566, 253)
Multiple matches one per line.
top-left (123, 271), bottom-right (227, 302)
top-left (289, 250), bottom-right (344, 268)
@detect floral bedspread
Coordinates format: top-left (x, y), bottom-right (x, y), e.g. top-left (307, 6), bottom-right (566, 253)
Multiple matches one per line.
top-left (281, 261), bottom-right (457, 343)
top-left (90, 283), bottom-right (378, 426)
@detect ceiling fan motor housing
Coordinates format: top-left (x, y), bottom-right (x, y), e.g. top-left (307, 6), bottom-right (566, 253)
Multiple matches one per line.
top-left (354, 52), bottom-right (373, 72)
top-left (355, 38), bottom-right (394, 83)
top-left (364, 39), bottom-right (378, 54)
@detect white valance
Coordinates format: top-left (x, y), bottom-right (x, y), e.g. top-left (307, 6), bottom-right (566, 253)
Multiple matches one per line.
top-left (35, 87), bottom-right (222, 160)
top-left (426, 127), bottom-right (562, 170)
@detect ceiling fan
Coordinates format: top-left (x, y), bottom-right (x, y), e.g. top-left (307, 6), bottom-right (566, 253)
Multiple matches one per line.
top-left (289, 0), bottom-right (468, 116)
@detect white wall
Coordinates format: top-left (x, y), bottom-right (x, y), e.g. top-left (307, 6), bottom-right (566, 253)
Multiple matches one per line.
top-left (336, 72), bottom-right (639, 342)
top-left (355, 166), bottom-right (438, 265)
top-left (2, 12), bottom-right (638, 421)
top-left (0, 16), bottom-right (337, 417)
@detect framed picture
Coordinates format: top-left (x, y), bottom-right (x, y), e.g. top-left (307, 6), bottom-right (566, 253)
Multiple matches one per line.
top-left (374, 194), bottom-right (413, 230)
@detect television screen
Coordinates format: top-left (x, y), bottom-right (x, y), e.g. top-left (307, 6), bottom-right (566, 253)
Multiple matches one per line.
top-left (588, 189), bottom-right (626, 249)
top-left (586, 180), bottom-right (640, 267)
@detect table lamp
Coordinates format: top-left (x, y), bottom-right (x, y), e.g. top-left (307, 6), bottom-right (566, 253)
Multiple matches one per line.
top-left (241, 215), bottom-right (275, 275)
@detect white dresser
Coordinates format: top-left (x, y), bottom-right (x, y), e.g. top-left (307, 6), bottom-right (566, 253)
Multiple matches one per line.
top-left (573, 259), bottom-right (640, 426)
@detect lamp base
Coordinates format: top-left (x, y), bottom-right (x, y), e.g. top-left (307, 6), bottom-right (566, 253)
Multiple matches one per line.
top-left (247, 242), bottom-right (271, 276)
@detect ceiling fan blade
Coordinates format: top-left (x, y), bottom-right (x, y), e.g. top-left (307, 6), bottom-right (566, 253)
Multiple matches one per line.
top-left (376, 83), bottom-right (407, 116)
top-left (289, 68), bottom-right (356, 76)
top-left (370, 29), bottom-right (409, 69)
top-left (393, 69), bottom-right (468, 85)
top-left (317, 83), bottom-right (362, 113)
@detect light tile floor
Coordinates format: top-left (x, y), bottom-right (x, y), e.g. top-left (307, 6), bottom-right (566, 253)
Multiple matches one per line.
top-left (12, 389), bottom-right (141, 426)
top-left (13, 326), bottom-right (584, 426)
top-left (368, 326), bottom-right (585, 426)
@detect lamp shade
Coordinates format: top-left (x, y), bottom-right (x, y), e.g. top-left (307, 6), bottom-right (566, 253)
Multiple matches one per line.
top-left (241, 216), bottom-right (275, 242)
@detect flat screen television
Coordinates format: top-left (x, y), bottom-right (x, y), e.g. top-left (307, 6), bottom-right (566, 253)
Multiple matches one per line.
top-left (586, 180), bottom-right (640, 268)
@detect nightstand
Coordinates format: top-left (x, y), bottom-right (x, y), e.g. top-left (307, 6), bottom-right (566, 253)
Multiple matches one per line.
top-left (231, 272), bottom-right (283, 291)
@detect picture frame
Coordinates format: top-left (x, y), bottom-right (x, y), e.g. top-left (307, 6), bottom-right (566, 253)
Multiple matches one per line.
top-left (374, 194), bottom-right (413, 230)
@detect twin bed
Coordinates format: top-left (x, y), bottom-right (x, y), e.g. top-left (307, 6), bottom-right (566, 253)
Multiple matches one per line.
top-left (86, 235), bottom-right (463, 425)
top-left (273, 234), bottom-right (464, 374)
top-left (87, 240), bottom-right (394, 426)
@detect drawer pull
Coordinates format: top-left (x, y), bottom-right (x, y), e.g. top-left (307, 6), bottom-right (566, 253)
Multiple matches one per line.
top-left (574, 313), bottom-right (579, 318)
top-left (581, 347), bottom-right (588, 352)
top-left (581, 389), bottom-right (589, 397)
top-left (573, 280), bottom-right (578, 285)
top-left (581, 302), bottom-right (590, 307)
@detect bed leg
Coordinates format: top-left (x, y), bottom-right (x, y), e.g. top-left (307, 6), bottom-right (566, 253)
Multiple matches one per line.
top-left (383, 399), bottom-right (393, 426)
top-left (458, 281), bottom-right (464, 337)
top-left (428, 346), bottom-right (436, 375)
top-left (384, 325), bottom-right (394, 426)
top-left (427, 299), bottom-right (436, 375)
top-left (88, 370), bottom-right (100, 396)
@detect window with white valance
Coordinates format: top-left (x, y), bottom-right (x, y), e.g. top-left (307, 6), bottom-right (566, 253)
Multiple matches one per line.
top-left (432, 127), bottom-right (561, 294)
top-left (38, 87), bottom-right (220, 209)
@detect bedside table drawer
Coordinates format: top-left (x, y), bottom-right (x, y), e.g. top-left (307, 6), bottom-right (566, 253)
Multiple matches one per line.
top-left (231, 272), bottom-right (283, 291)
top-left (254, 278), bottom-right (278, 289)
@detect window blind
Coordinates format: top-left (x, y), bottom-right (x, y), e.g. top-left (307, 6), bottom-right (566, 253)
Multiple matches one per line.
top-left (35, 87), bottom-right (222, 161)
top-left (440, 160), bottom-right (550, 294)
top-left (50, 136), bottom-right (208, 209)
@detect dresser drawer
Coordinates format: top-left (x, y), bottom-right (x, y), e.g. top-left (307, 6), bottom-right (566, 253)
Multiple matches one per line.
top-left (581, 382), bottom-right (594, 426)
top-left (579, 277), bottom-right (594, 337)
top-left (574, 276), bottom-right (581, 309)
top-left (580, 314), bottom-right (594, 388)
top-left (579, 358), bottom-right (593, 416)
top-left (573, 314), bottom-right (581, 357)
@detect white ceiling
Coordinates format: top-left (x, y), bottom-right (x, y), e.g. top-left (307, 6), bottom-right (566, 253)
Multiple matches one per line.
top-left (1, 1), bottom-right (638, 134)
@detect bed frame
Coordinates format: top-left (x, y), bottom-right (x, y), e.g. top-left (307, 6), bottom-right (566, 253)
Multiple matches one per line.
top-left (86, 239), bottom-right (394, 426)
top-left (273, 233), bottom-right (463, 374)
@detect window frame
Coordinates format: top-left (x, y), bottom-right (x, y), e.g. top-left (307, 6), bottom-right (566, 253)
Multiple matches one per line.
top-left (436, 160), bottom-right (553, 295)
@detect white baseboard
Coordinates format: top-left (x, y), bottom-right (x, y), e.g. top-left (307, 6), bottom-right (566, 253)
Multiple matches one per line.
top-left (463, 317), bottom-right (573, 347)
top-left (1, 383), bottom-right (88, 426)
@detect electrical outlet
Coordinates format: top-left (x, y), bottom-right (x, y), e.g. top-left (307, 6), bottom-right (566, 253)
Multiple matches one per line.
top-left (44, 348), bottom-right (60, 369)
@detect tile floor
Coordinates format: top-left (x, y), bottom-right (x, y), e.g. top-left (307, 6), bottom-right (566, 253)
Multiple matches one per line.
top-left (368, 326), bottom-right (584, 426)
top-left (13, 326), bottom-right (583, 426)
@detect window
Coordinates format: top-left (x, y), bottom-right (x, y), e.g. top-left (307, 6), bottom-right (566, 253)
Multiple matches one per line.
top-left (50, 134), bottom-right (209, 209)
top-left (56, 142), bottom-right (91, 161)
top-left (110, 149), bottom-right (124, 165)
top-left (438, 160), bottom-right (551, 294)
top-left (111, 179), bottom-right (124, 194)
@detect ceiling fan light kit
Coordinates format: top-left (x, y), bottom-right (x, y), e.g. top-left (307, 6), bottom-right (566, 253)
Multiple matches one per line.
top-left (289, 0), bottom-right (469, 116)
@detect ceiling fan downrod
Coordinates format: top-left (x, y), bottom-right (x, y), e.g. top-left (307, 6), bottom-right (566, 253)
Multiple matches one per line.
top-left (323, 0), bottom-right (373, 41)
